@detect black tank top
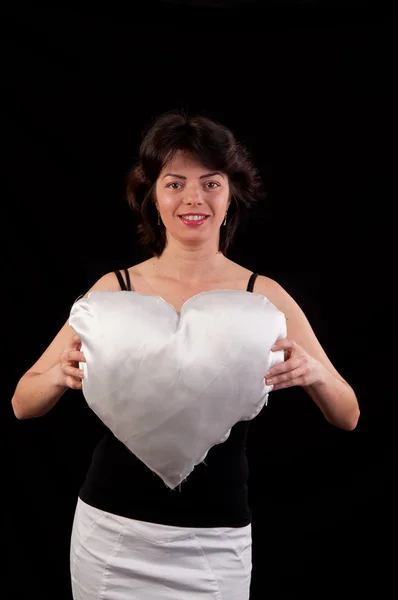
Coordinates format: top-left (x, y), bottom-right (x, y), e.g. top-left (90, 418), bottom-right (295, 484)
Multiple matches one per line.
top-left (79, 269), bottom-right (259, 528)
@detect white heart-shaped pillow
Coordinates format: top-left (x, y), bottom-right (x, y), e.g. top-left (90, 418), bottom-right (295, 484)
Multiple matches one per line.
top-left (69, 289), bottom-right (286, 489)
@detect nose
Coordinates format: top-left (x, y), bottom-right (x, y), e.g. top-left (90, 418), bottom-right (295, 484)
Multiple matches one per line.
top-left (182, 185), bottom-right (204, 205)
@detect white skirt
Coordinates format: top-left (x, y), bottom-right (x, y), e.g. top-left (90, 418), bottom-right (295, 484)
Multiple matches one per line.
top-left (70, 497), bottom-right (252, 600)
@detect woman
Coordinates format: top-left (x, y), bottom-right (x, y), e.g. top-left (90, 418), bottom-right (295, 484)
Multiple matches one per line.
top-left (11, 110), bottom-right (360, 599)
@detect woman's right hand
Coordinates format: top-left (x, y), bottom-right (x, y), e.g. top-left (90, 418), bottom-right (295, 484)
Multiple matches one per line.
top-left (59, 334), bottom-right (86, 390)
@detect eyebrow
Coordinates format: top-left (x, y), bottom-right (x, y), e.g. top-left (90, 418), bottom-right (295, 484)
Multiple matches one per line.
top-left (162, 171), bottom-right (224, 180)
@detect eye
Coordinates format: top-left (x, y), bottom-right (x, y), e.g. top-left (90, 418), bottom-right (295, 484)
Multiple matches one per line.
top-left (166, 182), bottom-right (182, 190)
top-left (205, 181), bottom-right (220, 189)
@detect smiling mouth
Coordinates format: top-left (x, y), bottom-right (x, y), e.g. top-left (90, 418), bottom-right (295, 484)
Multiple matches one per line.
top-left (178, 215), bottom-right (209, 226)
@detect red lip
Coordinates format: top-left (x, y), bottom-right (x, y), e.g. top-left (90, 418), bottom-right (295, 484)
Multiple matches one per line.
top-left (178, 214), bottom-right (209, 227)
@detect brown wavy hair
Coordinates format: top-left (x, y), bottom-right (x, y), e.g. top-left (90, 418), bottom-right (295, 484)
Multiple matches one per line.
top-left (126, 109), bottom-right (264, 257)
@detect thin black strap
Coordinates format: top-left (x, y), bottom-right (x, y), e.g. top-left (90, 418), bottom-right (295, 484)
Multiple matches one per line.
top-left (114, 270), bottom-right (127, 291)
top-left (246, 272), bottom-right (258, 293)
top-left (114, 269), bottom-right (133, 291)
top-left (124, 268), bottom-right (132, 291)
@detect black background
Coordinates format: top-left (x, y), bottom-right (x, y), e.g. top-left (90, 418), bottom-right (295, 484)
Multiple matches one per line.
top-left (2, 2), bottom-right (396, 599)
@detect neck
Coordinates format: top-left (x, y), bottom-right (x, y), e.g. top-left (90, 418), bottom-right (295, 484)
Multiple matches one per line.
top-left (154, 238), bottom-right (228, 283)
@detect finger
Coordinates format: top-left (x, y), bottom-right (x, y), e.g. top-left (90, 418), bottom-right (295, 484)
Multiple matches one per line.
top-left (71, 334), bottom-right (82, 348)
top-left (272, 377), bottom-right (303, 391)
top-left (64, 365), bottom-right (84, 380)
top-left (271, 338), bottom-right (292, 351)
top-left (68, 350), bottom-right (86, 363)
top-left (267, 357), bottom-right (300, 379)
top-left (267, 366), bottom-right (305, 385)
top-left (67, 377), bottom-right (83, 390)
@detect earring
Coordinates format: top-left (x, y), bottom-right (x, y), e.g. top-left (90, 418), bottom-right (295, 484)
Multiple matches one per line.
top-left (158, 211), bottom-right (160, 226)
top-left (223, 212), bottom-right (227, 226)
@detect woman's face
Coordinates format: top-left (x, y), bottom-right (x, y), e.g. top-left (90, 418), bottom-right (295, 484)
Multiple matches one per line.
top-left (155, 151), bottom-right (230, 247)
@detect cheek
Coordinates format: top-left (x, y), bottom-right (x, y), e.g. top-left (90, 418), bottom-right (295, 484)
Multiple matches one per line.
top-left (157, 194), bottom-right (181, 219)
top-left (214, 190), bottom-right (230, 209)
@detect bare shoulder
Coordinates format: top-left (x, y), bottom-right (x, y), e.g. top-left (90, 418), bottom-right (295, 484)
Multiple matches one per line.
top-left (254, 274), bottom-right (280, 295)
top-left (253, 274), bottom-right (293, 314)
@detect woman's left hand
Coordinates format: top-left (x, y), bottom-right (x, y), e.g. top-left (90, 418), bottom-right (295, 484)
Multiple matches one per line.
top-left (265, 338), bottom-right (323, 390)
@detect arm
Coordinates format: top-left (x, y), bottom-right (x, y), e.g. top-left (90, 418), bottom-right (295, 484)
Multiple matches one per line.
top-left (11, 271), bottom-right (121, 420)
top-left (12, 363), bottom-right (69, 419)
top-left (258, 276), bottom-right (360, 431)
top-left (302, 365), bottom-right (359, 431)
